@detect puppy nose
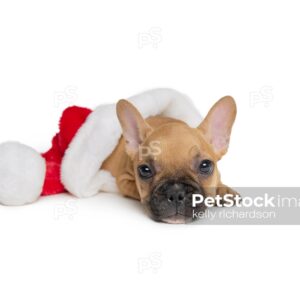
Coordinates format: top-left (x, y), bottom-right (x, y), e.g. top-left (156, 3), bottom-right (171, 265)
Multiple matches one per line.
top-left (167, 184), bottom-right (186, 204)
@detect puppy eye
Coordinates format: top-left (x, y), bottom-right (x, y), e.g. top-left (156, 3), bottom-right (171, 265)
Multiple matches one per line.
top-left (138, 165), bottom-right (153, 179)
top-left (199, 160), bottom-right (214, 175)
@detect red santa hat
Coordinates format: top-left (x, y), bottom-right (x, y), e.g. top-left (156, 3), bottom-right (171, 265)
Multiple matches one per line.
top-left (0, 88), bottom-right (202, 206)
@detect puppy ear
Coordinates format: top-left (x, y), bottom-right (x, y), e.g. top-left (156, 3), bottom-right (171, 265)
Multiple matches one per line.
top-left (198, 96), bottom-right (237, 159)
top-left (116, 99), bottom-right (152, 158)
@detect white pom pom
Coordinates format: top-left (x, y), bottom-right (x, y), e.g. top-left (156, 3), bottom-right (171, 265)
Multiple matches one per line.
top-left (0, 142), bottom-right (46, 206)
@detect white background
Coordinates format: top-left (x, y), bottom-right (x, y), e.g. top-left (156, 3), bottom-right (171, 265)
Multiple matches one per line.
top-left (0, 0), bottom-right (299, 299)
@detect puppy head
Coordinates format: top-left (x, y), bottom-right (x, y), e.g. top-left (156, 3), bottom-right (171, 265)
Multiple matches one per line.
top-left (116, 96), bottom-right (236, 224)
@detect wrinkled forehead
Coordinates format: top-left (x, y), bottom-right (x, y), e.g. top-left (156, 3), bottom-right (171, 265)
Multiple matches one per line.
top-left (140, 124), bottom-right (215, 167)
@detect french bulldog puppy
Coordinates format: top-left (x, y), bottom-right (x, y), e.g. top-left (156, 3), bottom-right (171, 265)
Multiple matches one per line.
top-left (101, 96), bottom-right (237, 223)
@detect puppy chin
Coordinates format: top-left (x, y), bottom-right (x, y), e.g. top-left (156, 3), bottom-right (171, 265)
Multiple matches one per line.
top-left (161, 215), bottom-right (187, 224)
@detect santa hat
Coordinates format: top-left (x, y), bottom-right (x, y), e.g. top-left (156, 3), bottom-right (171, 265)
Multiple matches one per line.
top-left (0, 88), bottom-right (202, 206)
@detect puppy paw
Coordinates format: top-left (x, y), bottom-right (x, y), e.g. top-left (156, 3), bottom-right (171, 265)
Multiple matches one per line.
top-left (216, 185), bottom-right (241, 206)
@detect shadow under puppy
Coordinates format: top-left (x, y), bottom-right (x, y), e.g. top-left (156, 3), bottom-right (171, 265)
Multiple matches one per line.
top-left (102, 96), bottom-right (238, 224)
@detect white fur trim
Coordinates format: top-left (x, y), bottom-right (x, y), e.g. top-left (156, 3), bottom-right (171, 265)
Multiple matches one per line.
top-left (61, 88), bottom-right (202, 198)
top-left (0, 142), bottom-right (46, 206)
top-left (129, 88), bottom-right (201, 127)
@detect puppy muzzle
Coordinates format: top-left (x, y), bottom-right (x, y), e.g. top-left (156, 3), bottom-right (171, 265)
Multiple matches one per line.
top-left (149, 179), bottom-right (206, 223)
